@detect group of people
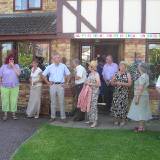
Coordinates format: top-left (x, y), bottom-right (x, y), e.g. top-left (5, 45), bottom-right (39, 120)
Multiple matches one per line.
top-left (0, 52), bottom-right (159, 132)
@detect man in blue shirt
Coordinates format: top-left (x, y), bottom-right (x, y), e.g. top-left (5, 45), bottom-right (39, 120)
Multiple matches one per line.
top-left (42, 53), bottom-right (70, 122)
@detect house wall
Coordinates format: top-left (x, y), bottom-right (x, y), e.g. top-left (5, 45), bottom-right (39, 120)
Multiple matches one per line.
top-left (0, 0), bottom-right (57, 14)
top-left (124, 39), bottom-right (146, 63)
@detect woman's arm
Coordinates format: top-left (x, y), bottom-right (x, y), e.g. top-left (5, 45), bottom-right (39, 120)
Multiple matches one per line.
top-left (116, 73), bottom-right (132, 87)
top-left (111, 75), bottom-right (116, 86)
top-left (135, 85), bottom-right (144, 105)
top-left (95, 74), bottom-right (101, 87)
top-left (12, 64), bottom-right (21, 76)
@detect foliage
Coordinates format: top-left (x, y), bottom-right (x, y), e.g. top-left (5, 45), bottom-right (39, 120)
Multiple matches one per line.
top-left (19, 54), bottom-right (33, 67)
top-left (19, 65), bottom-right (31, 81)
top-left (149, 48), bottom-right (160, 65)
top-left (12, 125), bottom-right (160, 160)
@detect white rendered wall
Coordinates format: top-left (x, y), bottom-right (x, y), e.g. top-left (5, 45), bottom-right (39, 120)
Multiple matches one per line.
top-left (102, 0), bottom-right (119, 32)
top-left (81, 0), bottom-right (97, 32)
top-left (123, 0), bottom-right (141, 33)
top-left (146, 0), bottom-right (160, 33)
top-left (63, 1), bottom-right (77, 33)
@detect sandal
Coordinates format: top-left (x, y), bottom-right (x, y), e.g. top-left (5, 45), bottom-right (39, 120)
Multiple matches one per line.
top-left (134, 126), bottom-right (145, 132)
top-left (2, 116), bottom-right (8, 121)
top-left (90, 121), bottom-right (97, 128)
top-left (12, 115), bottom-right (18, 120)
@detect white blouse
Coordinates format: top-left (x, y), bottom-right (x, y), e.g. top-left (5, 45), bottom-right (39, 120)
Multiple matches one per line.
top-left (31, 67), bottom-right (42, 87)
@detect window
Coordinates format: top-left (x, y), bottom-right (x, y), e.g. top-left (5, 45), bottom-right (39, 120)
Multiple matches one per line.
top-left (15, 0), bottom-right (41, 11)
top-left (0, 43), bottom-right (14, 65)
top-left (148, 43), bottom-right (160, 86)
top-left (81, 45), bottom-right (91, 67)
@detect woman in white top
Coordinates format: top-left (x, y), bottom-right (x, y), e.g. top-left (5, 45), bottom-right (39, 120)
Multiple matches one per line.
top-left (26, 59), bottom-right (42, 118)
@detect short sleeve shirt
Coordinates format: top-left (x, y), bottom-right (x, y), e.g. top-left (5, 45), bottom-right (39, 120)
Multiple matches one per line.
top-left (75, 65), bottom-right (87, 85)
top-left (0, 64), bottom-right (20, 88)
top-left (42, 63), bottom-right (70, 83)
top-left (31, 67), bottom-right (42, 87)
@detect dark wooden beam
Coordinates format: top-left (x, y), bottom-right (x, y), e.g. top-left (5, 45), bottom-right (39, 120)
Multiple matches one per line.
top-left (119, 0), bottom-right (124, 33)
top-left (0, 34), bottom-right (56, 41)
top-left (77, 0), bottom-right (81, 32)
top-left (141, 0), bottom-right (146, 33)
top-left (57, 0), bottom-right (63, 33)
top-left (97, 0), bottom-right (102, 32)
top-left (63, 0), bottom-right (97, 32)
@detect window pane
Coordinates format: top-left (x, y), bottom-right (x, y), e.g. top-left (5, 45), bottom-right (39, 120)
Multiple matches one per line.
top-left (15, 0), bottom-right (27, 10)
top-left (29, 0), bottom-right (41, 8)
top-left (148, 44), bottom-right (160, 85)
top-left (1, 43), bottom-right (13, 64)
top-left (81, 46), bottom-right (91, 67)
top-left (18, 42), bottom-right (49, 67)
top-left (34, 43), bottom-right (50, 65)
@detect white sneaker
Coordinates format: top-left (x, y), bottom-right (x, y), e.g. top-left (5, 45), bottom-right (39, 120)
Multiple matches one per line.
top-left (34, 115), bottom-right (39, 119)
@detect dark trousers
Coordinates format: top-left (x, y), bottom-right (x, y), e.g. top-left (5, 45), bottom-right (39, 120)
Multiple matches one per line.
top-left (73, 83), bottom-right (85, 121)
top-left (104, 84), bottom-right (114, 112)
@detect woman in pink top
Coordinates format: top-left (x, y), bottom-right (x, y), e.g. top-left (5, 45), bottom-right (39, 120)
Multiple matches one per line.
top-left (0, 53), bottom-right (21, 121)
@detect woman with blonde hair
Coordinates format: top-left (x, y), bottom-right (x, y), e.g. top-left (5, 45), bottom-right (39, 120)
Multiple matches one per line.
top-left (111, 61), bottom-right (132, 126)
top-left (85, 60), bottom-right (101, 128)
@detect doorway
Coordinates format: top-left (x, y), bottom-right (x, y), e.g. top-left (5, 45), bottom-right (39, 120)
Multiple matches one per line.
top-left (80, 40), bottom-right (124, 66)
top-left (94, 44), bottom-right (120, 63)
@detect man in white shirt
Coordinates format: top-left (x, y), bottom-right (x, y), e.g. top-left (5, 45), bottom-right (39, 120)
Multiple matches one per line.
top-left (42, 53), bottom-right (70, 122)
top-left (71, 59), bottom-right (87, 121)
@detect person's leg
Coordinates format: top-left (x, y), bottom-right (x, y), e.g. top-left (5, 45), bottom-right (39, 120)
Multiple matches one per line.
top-left (104, 84), bottom-right (111, 112)
top-left (49, 85), bottom-right (57, 119)
top-left (89, 91), bottom-right (98, 128)
top-left (1, 87), bottom-right (10, 120)
top-left (26, 86), bottom-right (37, 117)
top-left (108, 86), bottom-right (114, 111)
top-left (10, 87), bottom-right (19, 119)
top-left (34, 86), bottom-right (42, 118)
top-left (57, 85), bottom-right (66, 120)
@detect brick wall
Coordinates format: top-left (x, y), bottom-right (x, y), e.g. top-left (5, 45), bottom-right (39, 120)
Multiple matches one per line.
top-left (51, 39), bottom-right (71, 65)
top-left (0, 0), bottom-right (57, 14)
top-left (18, 82), bottom-right (75, 115)
top-left (124, 39), bottom-right (146, 63)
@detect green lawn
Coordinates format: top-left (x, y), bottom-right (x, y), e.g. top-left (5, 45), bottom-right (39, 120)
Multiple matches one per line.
top-left (12, 125), bottom-right (160, 160)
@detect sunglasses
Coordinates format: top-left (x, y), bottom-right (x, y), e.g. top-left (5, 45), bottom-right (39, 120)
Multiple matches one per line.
top-left (9, 58), bottom-right (14, 60)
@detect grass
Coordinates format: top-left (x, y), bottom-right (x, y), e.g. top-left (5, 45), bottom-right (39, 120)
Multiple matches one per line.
top-left (12, 125), bottom-right (160, 160)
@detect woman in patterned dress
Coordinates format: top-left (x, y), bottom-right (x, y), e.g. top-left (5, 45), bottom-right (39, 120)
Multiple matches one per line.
top-left (111, 61), bottom-right (132, 126)
top-left (85, 61), bottom-right (101, 128)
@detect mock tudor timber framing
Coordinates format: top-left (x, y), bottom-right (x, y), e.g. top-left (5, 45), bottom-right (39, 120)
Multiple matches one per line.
top-left (57, 0), bottom-right (148, 37)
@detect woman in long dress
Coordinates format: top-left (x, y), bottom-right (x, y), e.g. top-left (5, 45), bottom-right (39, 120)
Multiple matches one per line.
top-left (111, 61), bottom-right (132, 126)
top-left (26, 59), bottom-right (42, 118)
top-left (86, 60), bottom-right (101, 128)
top-left (127, 63), bottom-right (152, 132)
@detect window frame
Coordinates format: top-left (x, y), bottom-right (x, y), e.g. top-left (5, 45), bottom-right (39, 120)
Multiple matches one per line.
top-left (13, 0), bottom-right (42, 11)
top-left (146, 40), bottom-right (160, 63)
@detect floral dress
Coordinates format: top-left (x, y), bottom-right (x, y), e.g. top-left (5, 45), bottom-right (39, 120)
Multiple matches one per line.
top-left (87, 72), bottom-right (100, 123)
top-left (111, 72), bottom-right (129, 119)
